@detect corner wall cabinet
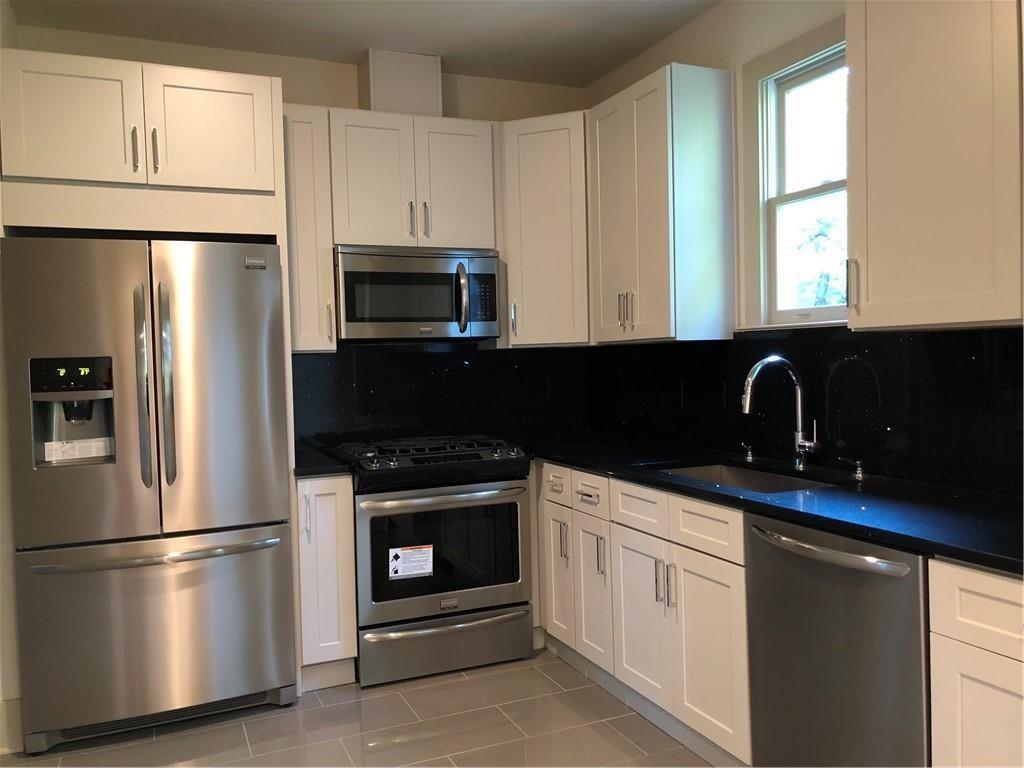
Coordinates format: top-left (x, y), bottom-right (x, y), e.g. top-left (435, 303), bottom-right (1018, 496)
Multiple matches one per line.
top-left (296, 475), bottom-right (358, 666)
top-left (587, 63), bottom-right (735, 342)
top-left (330, 108), bottom-right (495, 249)
top-left (284, 104), bottom-right (336, 352)
top-left (846, 0), bottom-right (1022, 328)
top-left (1, 50), bottom-right (276, 191)
top-left (502, 111), bottom-right (589, 345)
top-left (539, 461), bottom-right (751, 763)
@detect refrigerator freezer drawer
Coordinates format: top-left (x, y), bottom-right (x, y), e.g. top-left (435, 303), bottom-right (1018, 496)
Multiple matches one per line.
top-left (15, 524), bottom-right (295, 734)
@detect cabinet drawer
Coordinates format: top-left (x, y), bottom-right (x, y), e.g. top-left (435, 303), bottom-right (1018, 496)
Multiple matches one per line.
top-left (571, 470), bottom-right (610, 520)
top-left (668, 494), bottom-right (744, 565)
top-left (930, 559), bottom-right (1023, 660)
top-left (610, 480), bottom-right (669, 538)
top-left (540, 462), bottom-right (573, 506)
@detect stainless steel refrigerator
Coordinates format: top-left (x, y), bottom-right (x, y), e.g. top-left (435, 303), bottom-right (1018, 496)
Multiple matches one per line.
top-left (1, 238), bottom-right (296, 754)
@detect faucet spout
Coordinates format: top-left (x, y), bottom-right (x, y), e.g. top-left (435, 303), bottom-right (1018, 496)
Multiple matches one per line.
top-left (740, 355), bottom-right (816, 468)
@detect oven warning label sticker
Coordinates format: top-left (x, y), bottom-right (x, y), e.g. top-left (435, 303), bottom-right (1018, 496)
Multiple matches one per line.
top-left (389, 545), bottom-right (434, 580)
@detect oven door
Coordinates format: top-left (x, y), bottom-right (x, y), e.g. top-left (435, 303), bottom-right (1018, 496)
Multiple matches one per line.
top-left (355, 480), bottom-right (530, 627)
top-left (335, 247), bottom-right (498, 340)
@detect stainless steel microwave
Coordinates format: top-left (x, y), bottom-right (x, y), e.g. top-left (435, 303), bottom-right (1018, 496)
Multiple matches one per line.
top-left (334, 245), bottom-right (499, 340)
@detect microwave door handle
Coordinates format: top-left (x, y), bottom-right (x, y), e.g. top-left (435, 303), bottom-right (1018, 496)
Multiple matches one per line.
top-left (456, 261), bottom-right (469, 333)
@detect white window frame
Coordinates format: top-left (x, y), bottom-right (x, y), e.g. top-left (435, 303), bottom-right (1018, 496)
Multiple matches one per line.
top-left (759, 45), bottom-right (848, 326)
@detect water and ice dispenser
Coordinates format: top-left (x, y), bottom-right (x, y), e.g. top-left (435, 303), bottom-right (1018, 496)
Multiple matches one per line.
top-left (30, 356), bottom-right (115, 466)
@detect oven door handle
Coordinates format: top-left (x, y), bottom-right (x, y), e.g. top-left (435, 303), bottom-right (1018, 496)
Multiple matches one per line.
top-left (360, 486), bottom-right (527, 513)
top-left (362, 608), bottom-right (530, 643)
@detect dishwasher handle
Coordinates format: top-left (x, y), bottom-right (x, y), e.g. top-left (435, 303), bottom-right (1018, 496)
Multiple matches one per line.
top-left (751, 525), bottom-right (911, 578)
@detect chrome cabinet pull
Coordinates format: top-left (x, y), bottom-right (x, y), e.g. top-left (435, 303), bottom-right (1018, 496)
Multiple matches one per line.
top-left (31, 537), bottom-right (281, 575)
top-left (654, 558), bottom-right (665, 602)
top-left (151, 127), bottom-right (160, 173)
top-left (132, 284), bottom-right (153, 489)
top-left (158, 282), bottom-right (177, 485)
top-left (408, 201), bottom-right (416, 237)
top-left (576, 488), bottom-right (600, 505)
top-left (361, 487), bottom-right (526, 513)
top-left (326, 303), bottom-right (334, 342)
top-left (548, 475), bottom-right (564, 494)
top-left (557, 520), bottom-right (565, 559)
top-left (751, 525), bottom-right (910, 577)
top-left (422, 201), bottom-right (430, 237)
top-left (617, 292), bottom-right (623, 328)
top-left (665, 562), bottom-right (678, 607)
top-left (363, 608), bottom-right (529, 643)
top-left (511, 302), bottom-right (518, 336)
top-left (628, 292), bottom-right (635, 330)
top-left (847, 257), bottom-right (861, 314)
top-left (130, 125), bottom-right (140, 172)
top-left (456, 262), bottom-right (469, 333)
top-left (596, 535), bottom-right (606, 575)
top-left (304, 494), bottom-right (312, 534)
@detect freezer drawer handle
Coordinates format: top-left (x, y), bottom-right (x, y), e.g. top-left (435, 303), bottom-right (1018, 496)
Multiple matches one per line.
top-left (751, 525), bottom-right (911, 577)
top-left (360, 487), bottom-right (526, 513)
top-left (158, 282), bottom-right (177, 485)
top-left (363, 608), bottom-right (529, 643)
top-left (132, 284), bottom-right (153, 488)
top-left (29, 537), bottom-right (282, 575)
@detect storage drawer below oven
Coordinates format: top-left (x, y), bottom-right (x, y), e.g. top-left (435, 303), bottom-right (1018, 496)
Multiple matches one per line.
top-left (358, 604), bottom-right (533, 687)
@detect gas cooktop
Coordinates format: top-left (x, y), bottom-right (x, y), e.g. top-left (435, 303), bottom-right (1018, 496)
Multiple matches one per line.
top-left (304, 433), bottom-right (532, 492)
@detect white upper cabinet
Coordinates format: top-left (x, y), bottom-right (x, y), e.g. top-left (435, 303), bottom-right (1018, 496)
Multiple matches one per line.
top-left (414, 116), bottom-right (495, 248)
top-left (847, 0), bottom-right (1022, 328)
top-left (503, 112), bottom-right (589, 345)
top-left (588, 63), bottom-right (734, 343)
top-left (297, 475), bottom-right (358, 666)
top-left (284, 104), bottom-right (335, 352)
top-left (142, 64), bottom-right (275, 191)
top-left (1, 50), bottom-right (147, 184)
top-left (330, 108), bottom-right (417, 246)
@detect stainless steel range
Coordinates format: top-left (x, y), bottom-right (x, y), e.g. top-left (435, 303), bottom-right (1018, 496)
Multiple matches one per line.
top-left (314, 435), bottom-right (534, 685)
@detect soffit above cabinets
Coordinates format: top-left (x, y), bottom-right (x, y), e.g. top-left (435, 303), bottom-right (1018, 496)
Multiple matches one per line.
top-left (9, 0), bottom-right (716, 87)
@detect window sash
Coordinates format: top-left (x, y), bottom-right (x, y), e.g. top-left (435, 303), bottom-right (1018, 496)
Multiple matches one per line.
top-left (766, 179), bottom-right (848, 326)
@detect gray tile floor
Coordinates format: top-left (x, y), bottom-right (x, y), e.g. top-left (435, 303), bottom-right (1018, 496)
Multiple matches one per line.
top-left (0, 651), bottom-right (709, 767)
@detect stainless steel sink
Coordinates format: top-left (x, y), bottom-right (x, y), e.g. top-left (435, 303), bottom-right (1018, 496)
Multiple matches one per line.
top-left (658, 464), bottom-right (833, 493)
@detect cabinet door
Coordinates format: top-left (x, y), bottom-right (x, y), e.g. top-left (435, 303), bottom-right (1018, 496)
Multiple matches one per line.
top-left (503, 112), bottom-right (588, 345)
top-left (142, 65), bottom-right (274, 191)
top-left (572, 510), bottom-right (614, 673)
top-left (540, 500), bottom-right (575, 646)
top-left (330, 108), bottom-right (417, 247)
top-left (297, 476), bottom-right (358, 665)
top-left (414, 116), bottom-right (495, 248)
top-left (931, 632), bottom-right (1023, 767)
top-left (670, 544), bottom-right (751, 764)
top-left (588, 89), bottom-right (636, 342)
top-left (627, 67), bottom-right (674, 340)
top-left (1, 50), bottom-right (146, 184)
top-left (284, 104), bottom-right (335, 352)
top-left (610, 523), bottom-right (677, 710)
top-left (847, 0), bottom-right (1022, 328)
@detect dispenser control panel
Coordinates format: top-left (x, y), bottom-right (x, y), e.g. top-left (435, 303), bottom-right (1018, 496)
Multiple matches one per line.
top-left (30, 357), bottom-right (113, 393)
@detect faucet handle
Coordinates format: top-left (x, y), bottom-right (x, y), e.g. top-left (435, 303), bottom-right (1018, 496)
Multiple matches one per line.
top-left (836, 456), bottom-right (864, 481)
top-left (740, 442), bottom-right (754, 463)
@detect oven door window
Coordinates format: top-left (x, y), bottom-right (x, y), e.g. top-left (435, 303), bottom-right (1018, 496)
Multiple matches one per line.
top-left (369, 502), bottom-right (520, 603)
top-left (344, 272), bottom-right (457, 323)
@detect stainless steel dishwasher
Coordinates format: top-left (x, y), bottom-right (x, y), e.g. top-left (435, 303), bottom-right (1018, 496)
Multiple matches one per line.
top-left (745, 513), bottom-right (927, 766)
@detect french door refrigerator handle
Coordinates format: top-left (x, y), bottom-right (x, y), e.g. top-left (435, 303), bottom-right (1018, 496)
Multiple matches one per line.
top-left (29, 537), bottom-right (281, 575)
top-left (751, 525), bottom-right (911, 577)
top-left (363, 608), bottom-right (530, 643)
top-left (132, 284), bottom-right (153, 488)
top-left (360, 486), bottom-right (526, 513)
top-left (456, 262), bottom-right (470, 333)
top-left (158, 281), bottom-right (177, 485)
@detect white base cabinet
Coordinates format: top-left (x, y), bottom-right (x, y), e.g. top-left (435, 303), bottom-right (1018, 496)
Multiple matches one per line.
top-left (297, 476), bottom-right (358, 665)
top-left (284, 104), bottom-right (335, 352)
top-left (931, 632), bottom-right (1023, 768)
top-left (571, 509), bottom-right (614, 673)
top-left (540, 499), bottom-right (575, 646)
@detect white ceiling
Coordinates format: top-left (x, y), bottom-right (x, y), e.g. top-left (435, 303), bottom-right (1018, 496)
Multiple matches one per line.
top-left (9, 0), bottom-right (716, 87)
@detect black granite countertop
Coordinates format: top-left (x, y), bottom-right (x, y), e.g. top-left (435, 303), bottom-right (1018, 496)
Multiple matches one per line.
top-left (294, 440), bottom-right (350, 478)
top-left (534, 440), bottom-right (1023, 575)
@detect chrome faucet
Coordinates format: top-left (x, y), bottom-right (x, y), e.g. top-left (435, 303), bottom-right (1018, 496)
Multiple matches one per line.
top-left (741, 355), bottom-right (819, 470)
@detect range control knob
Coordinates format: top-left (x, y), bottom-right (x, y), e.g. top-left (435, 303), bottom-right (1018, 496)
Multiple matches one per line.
top-left (386, 456), bottom-right (399, 468)
top-left (491, 448), bottom-right (503, 458)
top-left (367, 458), bottom-right (381, 470)
top-left (506, 447), bottom-right (522, 457)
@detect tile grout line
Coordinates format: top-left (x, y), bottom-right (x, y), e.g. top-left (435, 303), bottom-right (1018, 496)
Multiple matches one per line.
top-left (398, 690), bottom-right (423, 721)
top-left (602, 715), bottom-right (650, 756)
top-left (241, 721), bottom-right (253, 757)
top-left (337, 736), bottom-right (355, 767)
top-left (495, 704), bottom-right (530, 739)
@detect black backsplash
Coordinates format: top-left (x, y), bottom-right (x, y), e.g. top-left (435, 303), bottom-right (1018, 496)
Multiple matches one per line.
top-left (292, 326), bottom-right (1023, 495)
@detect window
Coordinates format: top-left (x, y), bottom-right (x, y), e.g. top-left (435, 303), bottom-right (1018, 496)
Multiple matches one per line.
top-left (760, 45), bottom-right (848, 325)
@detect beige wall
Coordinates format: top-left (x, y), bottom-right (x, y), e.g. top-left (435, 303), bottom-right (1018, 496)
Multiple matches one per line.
top-left (12, 24), bottom-right (584, 119)
top-left (584, 0), bottom-right (844, 106)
